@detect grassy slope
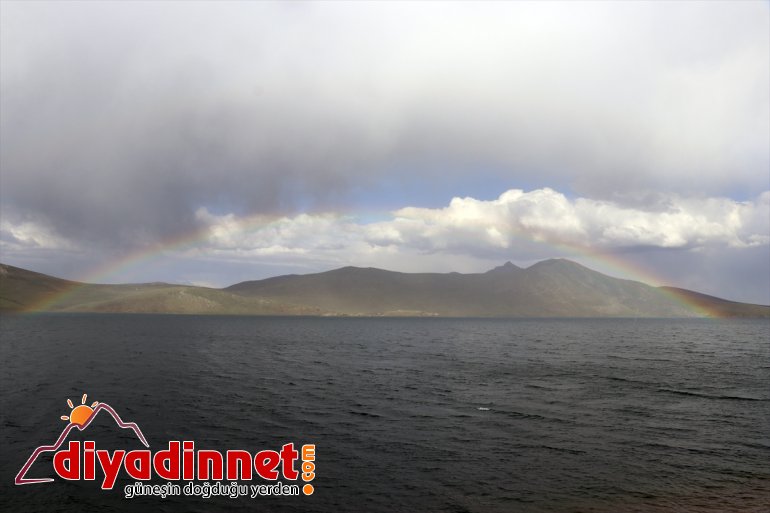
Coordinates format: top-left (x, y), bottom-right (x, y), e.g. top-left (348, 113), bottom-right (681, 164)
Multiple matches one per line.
top-left (0, 264), bottom-right (329, 315)
top-left (0, 264), bottom-right (77, 312)
top-left (2, 262), bottom-right (768, 317)
top-left (660, 287), bottom-right (770, 318)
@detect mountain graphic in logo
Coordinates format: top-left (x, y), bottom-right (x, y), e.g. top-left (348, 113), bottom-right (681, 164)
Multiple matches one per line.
top-left (15, 393), bottom-right (149, 485)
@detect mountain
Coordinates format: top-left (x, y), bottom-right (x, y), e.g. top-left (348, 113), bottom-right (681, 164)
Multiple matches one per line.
top-left (0, 264), bottom-right (326, 315)
top-left (1, 260), bottom-right (768, 317)
top-left (225, 258), bottom-right (692, 317)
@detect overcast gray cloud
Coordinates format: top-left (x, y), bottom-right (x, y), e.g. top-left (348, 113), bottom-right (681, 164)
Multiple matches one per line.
top-left (1, 1), bottom-right (768, 302)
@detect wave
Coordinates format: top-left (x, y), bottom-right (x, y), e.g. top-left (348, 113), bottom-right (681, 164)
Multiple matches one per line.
top-left (657, 388), bottom-right (766, 401)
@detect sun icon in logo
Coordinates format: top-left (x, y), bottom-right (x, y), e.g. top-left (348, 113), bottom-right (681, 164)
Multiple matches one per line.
top-left (60, 393), bottom-right (99, 426)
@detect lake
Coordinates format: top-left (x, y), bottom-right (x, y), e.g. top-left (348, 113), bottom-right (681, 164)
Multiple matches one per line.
top-left (1, 315), bottom-right (768, 512)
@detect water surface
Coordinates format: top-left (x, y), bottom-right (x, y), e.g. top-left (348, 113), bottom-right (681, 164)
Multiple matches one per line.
top-left (1, 315), bottom-right (768, 512)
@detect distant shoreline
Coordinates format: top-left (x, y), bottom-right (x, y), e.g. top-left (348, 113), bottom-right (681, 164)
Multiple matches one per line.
top-left (2, 261), bottom-right (768, 318)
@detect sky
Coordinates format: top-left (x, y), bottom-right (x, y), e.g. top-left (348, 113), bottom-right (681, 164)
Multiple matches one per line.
top-left (1, 1), bottom-right (768, 304)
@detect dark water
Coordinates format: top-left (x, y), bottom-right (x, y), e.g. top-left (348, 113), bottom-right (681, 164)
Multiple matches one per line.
top-left (0, 315), bottom-right (768, 512)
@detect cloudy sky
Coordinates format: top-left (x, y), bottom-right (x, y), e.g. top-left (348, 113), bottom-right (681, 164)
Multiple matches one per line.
top-left (1, 1), bottom-right (768, 303)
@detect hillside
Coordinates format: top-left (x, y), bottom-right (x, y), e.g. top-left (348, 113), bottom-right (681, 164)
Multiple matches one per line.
top-left (660, 287), bottom-right (770, 319)
top-left (2, 260), bottom-right (768, 318)
top-left (225, 259), bottom-right (700, 317)
top-left (0, 264), bottom-right (327, 315)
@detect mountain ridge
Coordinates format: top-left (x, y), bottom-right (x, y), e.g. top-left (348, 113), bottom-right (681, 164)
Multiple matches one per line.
top-left (2, 260), bottom-right (767, 318)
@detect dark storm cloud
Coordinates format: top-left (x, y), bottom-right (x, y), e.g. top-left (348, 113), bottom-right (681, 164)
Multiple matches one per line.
top-left (1, 2), bottom-right (384, 247)
top-left (2, 1), bottom-right (768, 250)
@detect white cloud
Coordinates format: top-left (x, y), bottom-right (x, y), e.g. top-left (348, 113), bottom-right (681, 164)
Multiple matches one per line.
top-left (5, 189), bottom-right (765, 269)
top-left (3, 189), bottom-right (767, 303)
top-left (0, 216), bottom-right (76, 252)
top-left (190, 189), bottom-right (770, 265)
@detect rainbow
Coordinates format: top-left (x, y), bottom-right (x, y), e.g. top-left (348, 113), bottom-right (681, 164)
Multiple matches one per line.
top-left (26, 211), bottom-right (290, 312)
top-left (509, 238), bottom-right (718, 317)
top-left (24, 209), bottom-right (718, 317)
